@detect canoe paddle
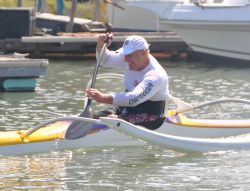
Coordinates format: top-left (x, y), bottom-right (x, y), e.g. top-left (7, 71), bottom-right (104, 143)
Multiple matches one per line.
top-left (64, 39), bottom-right (109, 140)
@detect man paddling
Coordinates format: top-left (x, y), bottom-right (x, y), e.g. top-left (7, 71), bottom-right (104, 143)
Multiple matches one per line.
top-left (86, 34), bottom-right (169, 130)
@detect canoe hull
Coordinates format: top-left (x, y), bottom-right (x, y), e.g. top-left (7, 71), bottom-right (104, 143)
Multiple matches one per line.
top-left (0, 128), bottom-right (143, 155)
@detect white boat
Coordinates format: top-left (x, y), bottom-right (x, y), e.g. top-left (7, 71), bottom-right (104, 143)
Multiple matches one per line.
top-left (127, 0), bottom-right (250, 64)
top-left (155, 0), bottom-right (250, 64)
top-left (107, 0), bottom-right (225, 32)
top-left (107, 0), bottom-right (181, 32)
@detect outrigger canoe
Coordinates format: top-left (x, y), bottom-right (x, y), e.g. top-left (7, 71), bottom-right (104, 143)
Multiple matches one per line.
top-left (1, 109), bottom-right (250, 155)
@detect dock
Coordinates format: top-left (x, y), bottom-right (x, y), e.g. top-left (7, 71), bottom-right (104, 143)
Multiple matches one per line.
top-left (0, 6), bottom-right (190, 59)
top-left (0, 32), bottom-right (189, 59)
top-left (0, 54), bottom-right (48, 91)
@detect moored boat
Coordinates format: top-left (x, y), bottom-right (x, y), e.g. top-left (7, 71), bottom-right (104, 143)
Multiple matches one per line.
top-left (158, 0), bottom-right (250, 64)
top-left (127, 0), bottom-right (250, 64)
top-left (0, 53), bottom-right (48, 91)
top-left (107, 0), bottom-right (181, 32)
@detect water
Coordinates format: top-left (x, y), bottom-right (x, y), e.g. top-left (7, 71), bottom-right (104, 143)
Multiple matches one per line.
top-left (0, 58), bottom-right (250, 190)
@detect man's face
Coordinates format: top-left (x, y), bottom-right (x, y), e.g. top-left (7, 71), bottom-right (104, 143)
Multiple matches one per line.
top-left (124, 50), bottom-right (146, 71)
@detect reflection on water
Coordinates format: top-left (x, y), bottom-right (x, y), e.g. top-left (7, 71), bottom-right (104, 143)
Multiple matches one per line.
top-left (0, 59), bottom-right (250, 190)
top-left (2, 147), bottom-right (250, 190)
top-left (0, 151), bottom-right (72, 190)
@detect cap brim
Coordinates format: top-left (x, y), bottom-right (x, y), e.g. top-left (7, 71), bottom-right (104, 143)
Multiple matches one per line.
top-left (118, 47), bottom-right (133, 55)
top-left (120, 44), bottom-right (150, 55)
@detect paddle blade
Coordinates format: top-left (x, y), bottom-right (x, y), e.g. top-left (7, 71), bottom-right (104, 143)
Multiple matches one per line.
top-left (64, 117), bottom-right (109, 140)
top-left (64, 99), bottom-right (93, 139)
top-left (65, 106), bottom-right (93, 140)
top-left (64, 120), bottom-right (94, 140)
top-left (79, 100), bottom-right (92, 117)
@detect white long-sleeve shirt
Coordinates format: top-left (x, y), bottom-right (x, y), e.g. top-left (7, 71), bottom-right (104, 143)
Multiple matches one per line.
top-left (97, 49), bottom-right (169, 107)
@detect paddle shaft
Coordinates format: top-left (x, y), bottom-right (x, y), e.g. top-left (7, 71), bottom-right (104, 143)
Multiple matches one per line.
top-left (79, 41), bottom-right (108, 117)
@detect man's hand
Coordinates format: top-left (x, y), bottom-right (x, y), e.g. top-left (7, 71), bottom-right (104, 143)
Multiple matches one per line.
top-left (86, 88), bottom-right (113, 104)
top-left (97, 33), bottom-right (113, 52)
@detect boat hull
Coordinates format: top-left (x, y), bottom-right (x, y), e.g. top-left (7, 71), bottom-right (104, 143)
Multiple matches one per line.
top-left (159, 3), bottom-right (250, 64)
top-left (0, 118), bottom-right (143, 155)
top-left (0, 128), bottom-right (142, 155)
top-left (107, 0), bottom-right (180, 32)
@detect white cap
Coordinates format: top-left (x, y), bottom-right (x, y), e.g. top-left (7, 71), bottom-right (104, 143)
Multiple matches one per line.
top-left (122, 35), bottom-right (150, 55)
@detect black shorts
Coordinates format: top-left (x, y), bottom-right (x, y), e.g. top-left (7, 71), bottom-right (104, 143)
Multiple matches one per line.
top-left (92, 101), bottom-right (165, 130)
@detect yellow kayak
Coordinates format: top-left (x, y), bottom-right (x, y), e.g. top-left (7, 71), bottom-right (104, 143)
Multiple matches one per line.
top-left (0, 121), bottom-right (70, 146)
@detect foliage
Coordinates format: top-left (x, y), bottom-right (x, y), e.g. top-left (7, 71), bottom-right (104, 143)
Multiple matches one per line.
top-left (0, 0), bottom-right (107, 22)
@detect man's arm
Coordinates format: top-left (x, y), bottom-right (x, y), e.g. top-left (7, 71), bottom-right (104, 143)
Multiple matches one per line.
top-left (113, 69), bottom-right (167, 106)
